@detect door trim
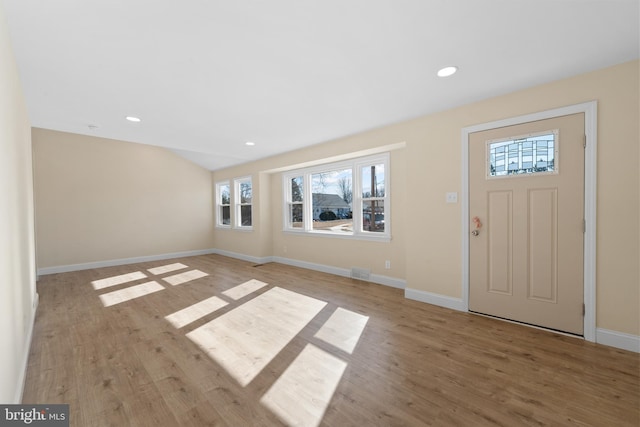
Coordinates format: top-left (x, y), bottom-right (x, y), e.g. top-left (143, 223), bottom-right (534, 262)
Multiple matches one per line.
top-left (461, 101), bottom-right (597, 342)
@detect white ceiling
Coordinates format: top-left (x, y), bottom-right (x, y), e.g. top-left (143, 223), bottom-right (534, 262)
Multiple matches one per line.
top-left (3, 0), bottom-right (639, 171)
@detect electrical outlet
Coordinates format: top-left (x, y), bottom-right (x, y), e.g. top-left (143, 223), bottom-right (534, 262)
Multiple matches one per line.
top-left (385, 260), bottom-right (391, 269)
top-left (446, 192), bottom-right (458, 203)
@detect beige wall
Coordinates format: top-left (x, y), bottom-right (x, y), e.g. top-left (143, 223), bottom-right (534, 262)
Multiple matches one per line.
top-left (405, 60), bottom-right (639, 335)
top-left (213, 60), bottom-right (639, 336)
top-left (269, 151), bottom-right (407, 278)
top-left (26, 61), bottom-right (639, 338)
top-left (0, 3), bottom-right (38, 402)
top-left (213, 138), bottom-right (407, 279)
top-left (32, 129), bottom-right (215, 269)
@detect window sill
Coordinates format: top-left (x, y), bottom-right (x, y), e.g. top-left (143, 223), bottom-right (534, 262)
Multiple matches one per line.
top-left (215, 225), bottom-right (254, 232)
top-left (283, 229), bottom-right (390, 242)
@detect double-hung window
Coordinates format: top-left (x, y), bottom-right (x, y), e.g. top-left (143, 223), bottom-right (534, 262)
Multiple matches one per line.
top-left (283, 153), bottom-right (390, 240)
top-left (215, 177), bottom-right (252, 229)
top-left (235, 176), bottom-right (253, 228)
top-left (360, 160), bottom-right (386, 233)
top-left (215, 181), bottom-right (231, 227)
top-left (287, 176), bottom-right (304, 228)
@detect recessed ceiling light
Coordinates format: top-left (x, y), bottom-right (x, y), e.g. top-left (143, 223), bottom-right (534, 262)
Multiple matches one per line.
top-left (437, 66), bottom-right (458, 77)
top-left (245, 141), bottom-right (255, 146)
top-left (125, 116), bottom-right (141, 122)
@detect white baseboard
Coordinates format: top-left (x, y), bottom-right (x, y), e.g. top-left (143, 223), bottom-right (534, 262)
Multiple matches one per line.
top-left (37, 248), bottom-right (218, 276)
top-left (403, 287), bottom-right (639, 354)
top-left (16, 292), bottom-right (38, 403)
top-left (369, 273), bottom-right (406, 289)
top-left (271, 256), bottom-right (349, 277)
top-left (33, 248), bottom-right (640, 356)
top-left (270, 256), bottom-right (406, 289)
top-left (404, 287), bottom-right (466, 312)
top-left (596, 328), bottom-right (640, 353)
top-left (36, 249), bottom-right (407, 291)
top-left (38, 250), bottom-right (638, 354)
top-left (211, 249), bottom-right (274, 266)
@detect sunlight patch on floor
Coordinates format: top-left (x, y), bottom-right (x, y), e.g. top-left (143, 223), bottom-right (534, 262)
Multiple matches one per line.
top-left (165, 295), bottom-right (229, 329)
top-left (222, 279), bottom-right (268, 300)
top-left (99, 281), bottom-right (164, 307)
top-left (186, 287), bottom-right (327, 386)
top-left (89, 263), bottom-right (368, 426)
top-left (147, 262), bottom-right (188, 275)
top-left (91, 271), bottom-right (147, 290)
top-left (162, 269), bottom-right (208, 286)
top-left (261, 343), bottom-right (347, 427)
top-left (314, 307), bottom-right (369, 354)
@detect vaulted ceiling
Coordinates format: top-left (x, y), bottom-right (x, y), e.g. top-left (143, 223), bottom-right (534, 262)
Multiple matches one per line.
top-left (3, 0), bottom-right (638, 170)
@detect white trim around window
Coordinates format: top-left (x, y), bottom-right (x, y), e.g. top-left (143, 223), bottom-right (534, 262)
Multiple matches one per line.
top-left (282, 153), bottom-right (390, 241)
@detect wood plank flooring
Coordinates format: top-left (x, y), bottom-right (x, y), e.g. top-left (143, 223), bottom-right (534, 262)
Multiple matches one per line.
top-left (23, 254), bottom-right (639, 426)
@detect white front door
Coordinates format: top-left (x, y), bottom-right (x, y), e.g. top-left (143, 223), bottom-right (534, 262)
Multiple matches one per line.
top-left (469, 113), bottom-right (585, 335)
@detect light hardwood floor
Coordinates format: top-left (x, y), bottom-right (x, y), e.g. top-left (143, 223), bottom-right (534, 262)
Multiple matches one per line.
top-left (23, 254), bottom-right (639, 426)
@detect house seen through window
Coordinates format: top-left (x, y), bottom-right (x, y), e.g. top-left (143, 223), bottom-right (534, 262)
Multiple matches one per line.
top-left (283, 153), bottom-right (389, 240)
top-left (312, 169), bottom-right (352, 232)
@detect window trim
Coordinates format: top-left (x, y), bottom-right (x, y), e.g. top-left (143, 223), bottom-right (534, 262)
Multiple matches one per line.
top-left (234, 176), bottom-right (253, 230)
top-left (215, 181), bottom-right (231, 228)
top-left (282, 153), bottom-right (390, 241)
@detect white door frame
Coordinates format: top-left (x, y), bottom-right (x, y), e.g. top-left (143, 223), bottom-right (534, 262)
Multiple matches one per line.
top-left (461, 101), bottom-right (597, 342)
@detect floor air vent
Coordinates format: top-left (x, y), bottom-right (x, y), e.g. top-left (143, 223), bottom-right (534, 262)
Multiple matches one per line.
top-left (350, 267), bottom-right (370, 281)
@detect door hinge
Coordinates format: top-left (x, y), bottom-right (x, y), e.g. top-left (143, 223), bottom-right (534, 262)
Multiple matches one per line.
top-left (583, 135), bottom-right (586, 148)
top-left (583, 303), bottom-right (586, 316)
top-left (582, 219), bottom-right (586, 233)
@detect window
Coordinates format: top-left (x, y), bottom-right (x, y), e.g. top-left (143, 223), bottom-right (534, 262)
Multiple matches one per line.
top-left (361, 162), bottom-right (385, 233)
top-left (216, 181), bottom-right (231, 227)
top-left (311, 168), bottom-right (352, 232)
top-left (235, 177), bottom-right (252, 228)
top-left (283, 153), bottom-right (390, 240)
top-left (287, 176), bottom-right (304, 228)
top-left (488, 130), bottom-right (558, 178)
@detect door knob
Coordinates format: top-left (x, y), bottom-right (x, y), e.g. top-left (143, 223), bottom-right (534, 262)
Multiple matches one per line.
top-left (472, 216), bottom-right (482, 236)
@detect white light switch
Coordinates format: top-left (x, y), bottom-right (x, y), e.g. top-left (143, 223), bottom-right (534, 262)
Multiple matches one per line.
top-left (446, 192), bottom-right (458, 203)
